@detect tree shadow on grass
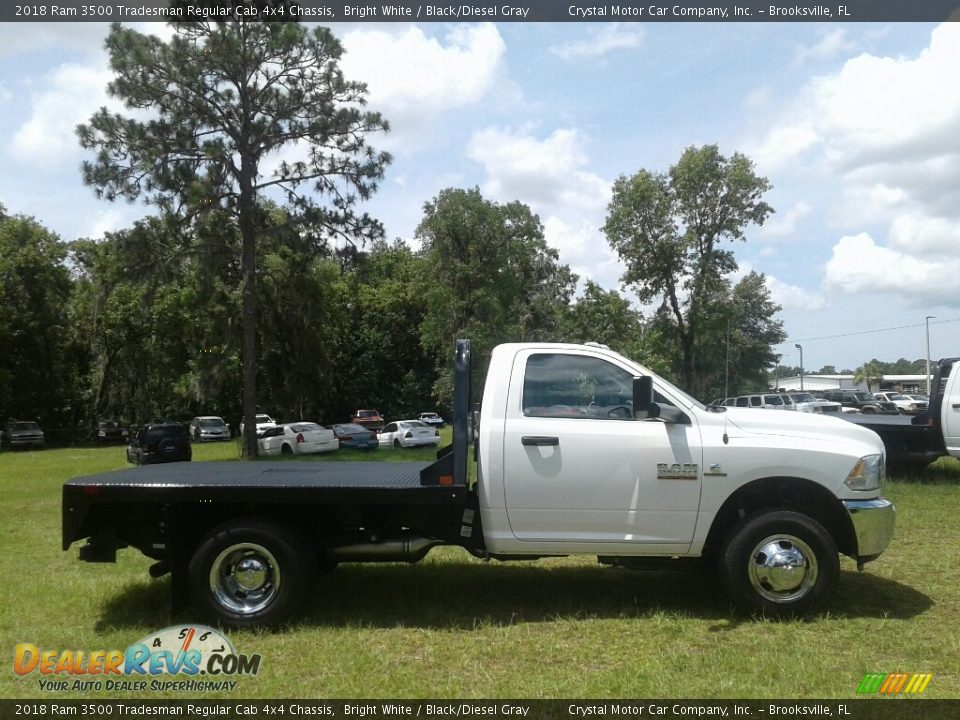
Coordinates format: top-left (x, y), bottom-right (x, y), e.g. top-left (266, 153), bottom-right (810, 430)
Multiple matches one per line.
top-left (95, 560), bottom-right (932, 631)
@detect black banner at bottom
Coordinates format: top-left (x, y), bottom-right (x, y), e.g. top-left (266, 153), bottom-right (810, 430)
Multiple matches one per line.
top-left (2, 700), bottom-right (959, 720)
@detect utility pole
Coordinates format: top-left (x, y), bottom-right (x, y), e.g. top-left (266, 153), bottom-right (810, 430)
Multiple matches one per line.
top-left (795, 343), bottom-right (804, 391)
top-left (925, 315), bottom-right (935, 396)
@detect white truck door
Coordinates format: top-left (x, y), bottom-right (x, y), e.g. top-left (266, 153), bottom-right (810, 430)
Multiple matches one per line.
top-left (940, 360), bottom-right (960, 459)
top-left (501, 349), bottom-right (702, 547)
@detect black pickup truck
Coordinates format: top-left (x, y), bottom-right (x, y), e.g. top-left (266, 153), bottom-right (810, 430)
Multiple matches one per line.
top-left (839, 357), bottom-right (959, 470)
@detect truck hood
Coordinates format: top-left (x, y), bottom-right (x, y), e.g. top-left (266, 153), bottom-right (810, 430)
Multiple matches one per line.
top-left (721, 407), bottom-right (884, 454)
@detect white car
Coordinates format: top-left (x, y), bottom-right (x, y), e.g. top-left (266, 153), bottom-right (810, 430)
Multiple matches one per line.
top-left (788, 393), bottom-right (843, 414)
top-left (418, 412), bottom-right (445, 427)
top-left (874, 392), bottom-right (926, 415)
top-left (258, 423), bottom-right (339, 456)
top-left (239, 413), bottom-right (277, 437)
top-left (378, 420), bottom-right (441, 448)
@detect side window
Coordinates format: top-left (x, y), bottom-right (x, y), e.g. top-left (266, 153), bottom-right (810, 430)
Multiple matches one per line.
top-left (383, 423), bottom-right (396, 433)
top-left (523, 353), bottom-right (635, 420)
top-left (735, 397), bottom-right (749, 407)
top-left (750, 396), bottom-right (762, 407)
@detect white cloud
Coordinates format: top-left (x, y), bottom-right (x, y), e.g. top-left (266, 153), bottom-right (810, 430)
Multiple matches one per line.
top-left (549, 24), bottom-right (644, 60)
top-left (760, 201), bottom-right (812, 238)
top-left (823, 232), bottom-right (960, 306)
top-left (793, 29), bottom-right (854, 66)
top-left (9, 62), bottom-right (114, 170)
top-left (888, 213), bottom-right (960, 257)
top-left (542, 216), bottom-right (621, 288)
top-left (752, 123), bottom-right (820, 172)
top-left (467, 126), bottom-right (611, 215)
top-left (340, 24), bottom-right (510, 135)
top-left (84, 207), bottom-right (138, 240)
top-left (765, 275), bottom-right (826, 311)
top-left (752, 23), bottom-right (960, 179)
top-left (749, 23), bottom-right (960, 308)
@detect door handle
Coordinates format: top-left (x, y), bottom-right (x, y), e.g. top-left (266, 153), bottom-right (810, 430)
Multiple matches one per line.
top-left (522, 436), bottom-right (559, 446)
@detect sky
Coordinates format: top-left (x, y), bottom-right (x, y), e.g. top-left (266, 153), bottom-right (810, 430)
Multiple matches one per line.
top-left (1, 19), bottom-right (958, 375)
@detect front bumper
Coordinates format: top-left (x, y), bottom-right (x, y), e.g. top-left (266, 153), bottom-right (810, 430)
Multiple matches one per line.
top-left (843, 498), bottom-right (896, 564)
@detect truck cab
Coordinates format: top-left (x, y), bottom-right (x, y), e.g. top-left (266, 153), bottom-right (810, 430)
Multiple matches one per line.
top-left (477, 344), bottom-right (893, 580)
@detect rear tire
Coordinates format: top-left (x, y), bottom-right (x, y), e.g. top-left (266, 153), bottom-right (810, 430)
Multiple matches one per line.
top-left (188, 518), bottom-right (314, 628)
top-left (393, 439), bottom-right (401, 449)
top-left (719, 510), bottom-right (838, 618)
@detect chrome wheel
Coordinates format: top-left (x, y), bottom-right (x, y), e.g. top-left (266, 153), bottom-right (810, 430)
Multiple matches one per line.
top-left (209, 542), bottom-right (281, 615)
top-left (747, 534), bottom-right (818, 604)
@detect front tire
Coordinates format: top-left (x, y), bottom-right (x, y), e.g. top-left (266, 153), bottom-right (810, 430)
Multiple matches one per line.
top-left (719, 510), bottom-right (838, 618)
top-left (188, 518), bottom-right (314, 628)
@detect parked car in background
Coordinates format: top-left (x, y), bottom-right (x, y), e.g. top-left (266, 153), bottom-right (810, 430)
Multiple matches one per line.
top-left (378, 420), bottom-right (441, 449)
top-left (95, 420), bottom-right (129, 444)
top-left (787, 393), bottom-right (843, 414)
top-left (352, 409), bottom-right (384, 432)
top-left (874, 391), bottom-right (927, 415)
top-left (418, 412), bottom-right (445, 428)
top-left (258, 423), bottom-right (339, 456)
top-left (239, 414), bottom-right (276, 437)
top-left (727, 394), bottom-right (795, 410)
top-left (1, 420), bottom-right (45, 450)
top-left (822, 390), bottom-right (897, 414)
top-left (189, 416), bottom-right (231, 442)
top-left (127, 422), bottom-right (191, 465)
top-left (331, 423), bottom-right (379, 450)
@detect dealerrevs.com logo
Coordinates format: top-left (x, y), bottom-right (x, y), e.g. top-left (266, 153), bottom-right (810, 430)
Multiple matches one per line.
top-left (857, 673), bottom-right (933, 695)
top-left (13, 625), bottom-right (261, 692)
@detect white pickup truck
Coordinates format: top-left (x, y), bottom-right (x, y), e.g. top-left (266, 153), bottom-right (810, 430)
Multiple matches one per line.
top-left (64, 340), bottom-right (895, 626)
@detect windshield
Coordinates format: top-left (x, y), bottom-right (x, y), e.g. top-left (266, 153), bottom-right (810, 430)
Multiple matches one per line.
top-left (886, 394), bottom-right (907, 400)
top-left (357, 410), bottom-right (379, 418)
top-left (790, 394), bottom-right (815, 402)
top-left (10, 422), bottom-right (39, 431)
top-left (200, 418), bottom-right (226, 428)
top-left (400, 421), bottom-right (427, 428)
top-left (255, 415), bottom-right (273, 423)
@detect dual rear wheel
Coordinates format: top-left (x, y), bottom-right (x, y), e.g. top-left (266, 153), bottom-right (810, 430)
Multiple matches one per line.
top-left (188, 519), bottom-right (314, 627)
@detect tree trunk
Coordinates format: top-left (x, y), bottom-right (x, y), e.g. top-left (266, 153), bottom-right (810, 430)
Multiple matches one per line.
top-left (239, 153), bottom-right (258, 459)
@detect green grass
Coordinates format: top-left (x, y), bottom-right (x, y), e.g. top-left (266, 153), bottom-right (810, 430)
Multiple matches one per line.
top-left (1, 443), bottom-right (959, 699)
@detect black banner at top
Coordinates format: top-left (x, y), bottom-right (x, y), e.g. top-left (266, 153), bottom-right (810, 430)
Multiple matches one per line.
top-left (2, 0), bottom-right (960, 23)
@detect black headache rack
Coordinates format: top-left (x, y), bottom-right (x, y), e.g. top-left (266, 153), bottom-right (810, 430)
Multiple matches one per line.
top-left (913, 358), bottom-right (958, 431)
top-left (420, 338), bottom-right (472, 488)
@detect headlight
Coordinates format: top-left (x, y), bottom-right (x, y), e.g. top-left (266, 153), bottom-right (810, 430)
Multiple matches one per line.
top-left (845, 454), bottom-right (884, 491)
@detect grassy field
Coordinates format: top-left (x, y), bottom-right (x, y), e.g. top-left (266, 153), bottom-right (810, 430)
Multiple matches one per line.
top-left (1, 438), bottom-right (959, 700)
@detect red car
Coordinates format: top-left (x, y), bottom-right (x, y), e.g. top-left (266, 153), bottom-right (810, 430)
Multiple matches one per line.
top-left (351, 409), bottom-right (384, 432)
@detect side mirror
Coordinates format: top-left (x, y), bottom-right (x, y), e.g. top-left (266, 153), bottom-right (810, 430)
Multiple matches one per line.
top-left (633, 376), bottom-right (659, 419)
